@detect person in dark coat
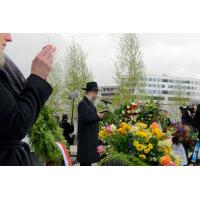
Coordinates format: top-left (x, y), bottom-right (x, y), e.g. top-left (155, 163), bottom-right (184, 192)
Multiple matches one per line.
top-left (77, 82), bottom-right (106, 166)
top-left (0, 33), bottom-right (56, 166)
top-left (60, 114), bottom-right (75, 145)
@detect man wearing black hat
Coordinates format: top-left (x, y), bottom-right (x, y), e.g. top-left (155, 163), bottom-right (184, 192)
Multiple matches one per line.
top-left (77, 82), bottom-right (106, 166)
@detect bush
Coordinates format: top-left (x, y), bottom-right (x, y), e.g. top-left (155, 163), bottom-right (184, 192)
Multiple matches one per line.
top-left (29, 106), bottom-right (69, 165)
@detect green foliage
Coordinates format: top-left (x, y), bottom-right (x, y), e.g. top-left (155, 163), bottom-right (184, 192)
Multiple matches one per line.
top-left (114, 33), bottom-right (146, 104)
top-left (100, 149), bottom-right (149, 166)
top-left (47, 63), bottom-right (67, 114)
top-left (63, 40), bottom-right (93, 117)
top-left (106, 133), bottom-right (133, 154)
top-left (29, 106), bottom-right (69, 165)
top-left (137, 100), bottom-right (162, 127)
top-left (113, 99), bottom-right (165, 127)
top-left (100, 112), bottom-right (120, 127)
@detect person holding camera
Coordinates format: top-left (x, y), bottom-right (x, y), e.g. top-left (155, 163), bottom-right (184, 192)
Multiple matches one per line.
top-left (0, 33), bottom-right (55, 165)
top-left (180, 102), bottom-right (200, 134)
top-left (179, 100), bottom-right (200, 164)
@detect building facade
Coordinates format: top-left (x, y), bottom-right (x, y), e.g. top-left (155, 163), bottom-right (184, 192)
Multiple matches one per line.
top-left (101, 74), bottom-right (200, 105)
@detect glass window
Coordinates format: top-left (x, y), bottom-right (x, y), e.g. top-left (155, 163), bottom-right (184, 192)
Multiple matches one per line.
top-left (162, 90), bottom-right (168, 94)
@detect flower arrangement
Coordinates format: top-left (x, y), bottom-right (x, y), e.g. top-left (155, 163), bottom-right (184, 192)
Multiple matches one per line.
top-left (99, 121), bottom-right (180, 166)
top-left (115, 99), bottom-right (167, 128)
top-left (116, 100), bottom-right (141, 124)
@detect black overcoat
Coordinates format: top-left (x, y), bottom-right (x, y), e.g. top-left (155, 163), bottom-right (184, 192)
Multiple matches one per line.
top-left (77, 96), bottom-right (101, 163)
top-left (62, 121), bottom-right (75, 145)
top-left (0, 57), bottom-right (52, 166)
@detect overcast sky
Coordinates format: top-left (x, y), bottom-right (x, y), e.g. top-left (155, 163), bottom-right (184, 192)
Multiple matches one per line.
top-left (4, 33), bottom-right (200, 86)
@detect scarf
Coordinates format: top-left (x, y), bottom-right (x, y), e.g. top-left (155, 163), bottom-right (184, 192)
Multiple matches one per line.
top-left (0, 53), bottom-right (25, 97)
top-left (0, 51), bottom-right (5, 69)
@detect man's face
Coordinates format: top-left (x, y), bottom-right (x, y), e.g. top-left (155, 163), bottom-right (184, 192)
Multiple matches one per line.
top-left (91, 91), bottom-right (98, 100)
top-left (87, 90), bottom-right (98, 101)
top-left (0, 33), bottom-right (12, 51)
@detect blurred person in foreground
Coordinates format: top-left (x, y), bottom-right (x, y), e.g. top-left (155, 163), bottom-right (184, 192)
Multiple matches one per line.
top-left (77, 82), bottom-right (106, 166)
top-left (0, 33), bottom-right (55, 166)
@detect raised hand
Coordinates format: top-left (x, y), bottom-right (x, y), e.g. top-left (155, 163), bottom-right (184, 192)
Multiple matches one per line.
top-left (31, 45), bottom-right (56, 80)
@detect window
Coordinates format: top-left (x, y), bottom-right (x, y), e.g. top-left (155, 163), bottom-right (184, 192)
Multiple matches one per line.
top-left (162, 90), bottom-right (168, 94)
top-left (153, 96), bottom-right (165, 101)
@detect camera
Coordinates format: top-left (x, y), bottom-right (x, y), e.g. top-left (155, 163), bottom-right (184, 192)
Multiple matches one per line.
top-left (179, 104), bottom-right (200, 134)
top-left (179, 105), bottom-right (195, 115)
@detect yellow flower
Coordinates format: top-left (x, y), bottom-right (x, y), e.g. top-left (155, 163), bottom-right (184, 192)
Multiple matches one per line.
top-left (135, 130), bottom-right (148, 138)
top-left (157, 140), bottom-right (172, 154)
top-left (139, 154), bottom-right (146, 160)
top-left (144, 148), bottom-right (151, 154)
top-left (98, 130), bottom-right (107, 139)
top-left (136, 122), bottom-right (147, 129)
top-left (136, 144), bottom-right (144, 151)
top-left (152, 128), bottom-right (163, 139)
top-left (141, 131), bottom-right (148, 138)
top-left (148, 143), bottom-right (153, 149)
top-left (118, 122), bottom-right (132, 134)
top-left (133, 140), bottom-right (139, 147)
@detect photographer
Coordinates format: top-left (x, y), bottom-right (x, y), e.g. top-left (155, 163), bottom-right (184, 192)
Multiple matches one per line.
top-left (179, 100), bottom-right (200, 164)
top-left (180, 102), bottom-right (200, 134)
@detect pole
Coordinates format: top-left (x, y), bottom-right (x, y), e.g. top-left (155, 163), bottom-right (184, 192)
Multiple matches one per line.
top-left (71, 99), bottom-right (75, 125)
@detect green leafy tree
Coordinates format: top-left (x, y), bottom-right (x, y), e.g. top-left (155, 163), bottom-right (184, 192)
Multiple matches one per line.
top-left (47, 62), bottom-right (67, 114)
top-left (63, 40), bottom-right (93, 118)
top-left (113, 33), bottom-right (146, 104)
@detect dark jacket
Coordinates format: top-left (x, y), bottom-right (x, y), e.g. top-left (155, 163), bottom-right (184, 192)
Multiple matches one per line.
top-left (182, 104), bottom-right (200, 134)
top-left (77, 96), bottom-right (101, 163)
top-left (61, 120), bottom-right (75, 145)
top-left (0, 57), bottom-right (52, 166)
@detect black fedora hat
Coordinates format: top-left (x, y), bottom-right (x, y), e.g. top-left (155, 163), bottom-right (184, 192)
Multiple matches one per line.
top-left (82, 82), bottom-right (101, 92)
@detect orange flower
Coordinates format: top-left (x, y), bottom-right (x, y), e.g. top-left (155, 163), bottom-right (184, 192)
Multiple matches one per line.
top-left (150, 122), bottom-right (159, 129)
top-left (160, 155), bottom-right (171, 166)
top-left (118, 128), bottom-right (126, 134)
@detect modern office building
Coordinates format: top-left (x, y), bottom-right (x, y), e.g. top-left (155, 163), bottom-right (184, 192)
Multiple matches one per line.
top-left (101, 74), bottom-right (200, 105)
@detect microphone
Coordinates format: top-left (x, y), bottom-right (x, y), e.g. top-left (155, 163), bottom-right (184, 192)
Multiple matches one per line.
top-left (101, 99), bottom-right (112, 105)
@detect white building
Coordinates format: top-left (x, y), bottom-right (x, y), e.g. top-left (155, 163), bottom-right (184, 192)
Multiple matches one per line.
top-left (101, 74), bottom-right (200, 105)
